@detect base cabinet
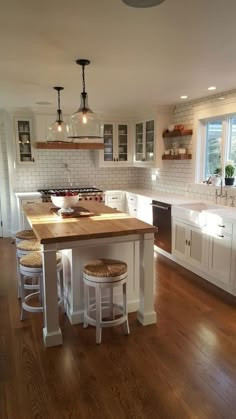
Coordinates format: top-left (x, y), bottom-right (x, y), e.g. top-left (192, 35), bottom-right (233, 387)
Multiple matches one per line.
top-left (208, 234), bottom-right (232, 285)
top-left (172, 216), bottom-right (235, 294)
top-left (172, 219), bottom-right (206, 270)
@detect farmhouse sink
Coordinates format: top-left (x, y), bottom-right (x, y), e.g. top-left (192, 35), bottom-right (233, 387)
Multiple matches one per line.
top-left (178, 202), bottom-right (220, 212)
top-left (172, 201), bottom-right (223, 228)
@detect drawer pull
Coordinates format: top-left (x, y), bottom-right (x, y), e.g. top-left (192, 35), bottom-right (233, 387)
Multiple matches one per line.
top-left (217, 234), bottom-right (224, 238)
top-left (185, 239), bottom-right (188, 245)
top-left (218, 224), bottom-right (225, 228)
top-left (112, 197), bottom-right (118, 200)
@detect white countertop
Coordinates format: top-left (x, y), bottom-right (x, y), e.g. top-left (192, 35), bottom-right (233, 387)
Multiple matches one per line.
top-left (106, 188), bottom-right (236, 222)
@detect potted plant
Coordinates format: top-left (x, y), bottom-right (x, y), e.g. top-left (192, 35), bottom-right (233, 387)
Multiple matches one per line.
top-left (225, 160), bottom-right (235, 186)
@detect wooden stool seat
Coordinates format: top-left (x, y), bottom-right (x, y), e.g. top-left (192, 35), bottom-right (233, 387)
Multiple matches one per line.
top-left (83, 258), bottom-right (130, 344)
top-left (16, 239), bottom-right (41, 252)
top-left (16, 229), bottom-right (36, 241)
top-left (20, 251), bottom-right (62, 269)
top-left (83, 259), bottom-right (127, 282)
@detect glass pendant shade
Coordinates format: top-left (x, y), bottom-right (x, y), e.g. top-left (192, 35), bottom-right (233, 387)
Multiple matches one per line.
top-left (47, 86), bottom-right (70, 142)
top-left (47, 115), bottom-right (70, 142)
top-left (68, 59), bottom-right (103, 141)
top-left (68, 93), bottom-right (103, 140)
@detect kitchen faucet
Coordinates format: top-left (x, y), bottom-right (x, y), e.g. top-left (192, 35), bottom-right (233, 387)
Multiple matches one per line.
top-left (215, 174), bottom-right (227, 203)
top-left (64, 163), bottom-right (73, 188)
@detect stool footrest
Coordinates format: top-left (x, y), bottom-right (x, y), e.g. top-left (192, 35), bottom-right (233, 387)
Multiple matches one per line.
top-left (84, 313), bottom-right (128, 328)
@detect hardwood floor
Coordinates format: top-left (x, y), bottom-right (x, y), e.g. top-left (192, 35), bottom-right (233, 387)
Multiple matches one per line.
top-left (0, 238), bottom-right (236, 419)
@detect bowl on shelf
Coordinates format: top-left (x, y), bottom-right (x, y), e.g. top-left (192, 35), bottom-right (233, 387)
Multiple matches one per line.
top-left (51, 193), bottom-right (79, 214)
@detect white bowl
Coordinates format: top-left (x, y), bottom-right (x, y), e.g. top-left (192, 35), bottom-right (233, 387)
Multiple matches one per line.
top-left (51, 194), bottom-right (79, 213)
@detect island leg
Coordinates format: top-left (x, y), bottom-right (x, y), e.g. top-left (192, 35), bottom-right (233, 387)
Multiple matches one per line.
top-left (42, 244), bottom-right (62, 347)
top-left (137, 232), bottom-right (157, 326)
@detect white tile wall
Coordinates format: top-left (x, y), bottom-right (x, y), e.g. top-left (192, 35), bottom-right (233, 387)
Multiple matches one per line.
top-left (140, 88), bottom-right (236, 203)
top-left (15, 150), bottom-right (140, 191)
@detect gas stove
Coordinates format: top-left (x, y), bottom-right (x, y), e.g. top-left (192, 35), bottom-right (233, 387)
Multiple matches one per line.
top-left (38, 187), bottom-right (104, 203)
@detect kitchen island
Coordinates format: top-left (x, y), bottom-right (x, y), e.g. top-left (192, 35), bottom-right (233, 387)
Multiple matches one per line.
top-left (23, 201), bottom-right (157, 347)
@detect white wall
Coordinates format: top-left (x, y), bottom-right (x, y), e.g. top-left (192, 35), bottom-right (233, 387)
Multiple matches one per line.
top-left (140, 88), bottom-right (236, 200)
top-left (14, 149), bottom-right (140, 192)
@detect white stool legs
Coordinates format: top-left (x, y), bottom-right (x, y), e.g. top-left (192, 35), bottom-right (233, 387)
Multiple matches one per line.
top-left (83, 275), bottom-right (130, 344)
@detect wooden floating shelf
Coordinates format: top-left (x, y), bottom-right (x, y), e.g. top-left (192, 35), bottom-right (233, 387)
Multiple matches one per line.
top-left (162, 129), bottom-right (193, 138)
top-left (162, 154), bottom-right (192, 160)
top-left (35, 142), bottom-right (104, 150)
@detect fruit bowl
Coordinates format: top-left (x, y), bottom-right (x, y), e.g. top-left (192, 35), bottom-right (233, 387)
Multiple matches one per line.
top-left (51, 192), bottom-right (79, 214)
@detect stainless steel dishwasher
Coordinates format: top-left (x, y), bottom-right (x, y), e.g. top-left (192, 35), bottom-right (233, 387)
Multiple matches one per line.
top-left (151, 200), bottom-right (172, 253)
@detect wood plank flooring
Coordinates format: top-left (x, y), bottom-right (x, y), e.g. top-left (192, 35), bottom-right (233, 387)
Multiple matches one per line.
top-left (0, 238), bottom-right (236, 419)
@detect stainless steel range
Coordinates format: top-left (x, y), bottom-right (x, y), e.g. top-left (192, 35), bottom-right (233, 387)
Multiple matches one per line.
top-left (38, 187), bottom-right (104, 203)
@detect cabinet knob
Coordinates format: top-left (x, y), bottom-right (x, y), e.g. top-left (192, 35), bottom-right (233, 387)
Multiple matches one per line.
top-left (217, 234), bottom-right (224, 238)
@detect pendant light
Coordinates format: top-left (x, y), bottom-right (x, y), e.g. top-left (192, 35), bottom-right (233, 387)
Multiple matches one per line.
top-left (122, 0), bottom-right (165, 7)
top-left (47, 86), bottom-right (70, 142)
top-left (68, 59), bottom-right (103, 141)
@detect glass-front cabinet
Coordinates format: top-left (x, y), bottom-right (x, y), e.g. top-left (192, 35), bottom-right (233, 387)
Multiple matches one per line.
top-left (135, 119), bottom-right (155, 164)
top-left (14, 117), bottom-right (35, 164)
top-left (100, 122), bottom-right (130, 166)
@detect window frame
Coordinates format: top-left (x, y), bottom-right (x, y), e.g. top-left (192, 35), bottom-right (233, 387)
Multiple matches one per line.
top-left (194, 110), bottom-right (236, 184)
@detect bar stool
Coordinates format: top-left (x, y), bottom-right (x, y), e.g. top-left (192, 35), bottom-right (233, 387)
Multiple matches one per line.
top-left (19, 251), bottom-right (64, 320)
top-left (83, 258), bottom-right (130, 344)
top-left (15, 229), bottom-right (36, 244)
top-left (16, 239), bottom-right (42, 298)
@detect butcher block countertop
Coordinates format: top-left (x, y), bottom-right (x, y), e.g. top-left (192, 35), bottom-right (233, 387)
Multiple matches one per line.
top-left (22, 201), bottom-right (156, 245)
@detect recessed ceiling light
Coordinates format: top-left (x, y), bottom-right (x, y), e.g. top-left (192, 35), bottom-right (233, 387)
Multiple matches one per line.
top-left (218, 97), bottom-right (225, 100)
top-left (180, 95), bottom-right (188, 99)
top-left (208, 86), bottom-right (216, 91)
top-left (122, 0), bottom-right (165, 7)
top-left (35, 101), bottom-right (52, 105)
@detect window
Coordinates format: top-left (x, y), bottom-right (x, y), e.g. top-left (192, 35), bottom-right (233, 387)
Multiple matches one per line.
top-left (204, 120), bottom-right (222, 179)
top-left (203, 115), bottom-right (236, 180)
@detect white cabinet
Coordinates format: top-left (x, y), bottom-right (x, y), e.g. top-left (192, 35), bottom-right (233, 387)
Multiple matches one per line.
top-left (105, 191), bottom-right (125, 212)
top-left (126, 193), bottom-right (138, 217)
top-left (137, 196), bottom-right (153, 224)
top-left (14, 117), bottom-right (35, 164)
top-left (15, 193), bottom-right (42, 231)
top-left (134, 120), bottom-right (155, 164)
top-left (172, 218), bottom-right (206, 270)
top-left (100, 122), bottom-right (131, 167)
top-left (208, 234), bottom-right (232, 285)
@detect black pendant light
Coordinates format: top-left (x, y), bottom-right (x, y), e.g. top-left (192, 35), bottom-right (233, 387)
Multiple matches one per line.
top-left (68, 59), bottom-right (103, 140)
top-left (122, 0), bottom-right (166, 7)
top-left (47, 86), bottom-right (70, 142)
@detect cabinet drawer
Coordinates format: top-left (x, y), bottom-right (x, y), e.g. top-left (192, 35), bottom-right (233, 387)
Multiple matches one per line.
top-left (216, 220), bottom-right (232, 236)
top-left (21, 198), bottom-right (42, 206)
top-left (107, 193), bottom-right (124, 203)
top-left (126, 193), bottom-right (137, 204)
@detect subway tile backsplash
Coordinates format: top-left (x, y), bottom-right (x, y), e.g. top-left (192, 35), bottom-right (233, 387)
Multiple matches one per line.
top-left (14, 150), bottom-right (140, 192)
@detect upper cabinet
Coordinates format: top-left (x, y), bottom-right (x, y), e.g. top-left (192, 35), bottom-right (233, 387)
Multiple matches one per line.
top-left (134, 119), bottom-right (155, 164)
top-left (14, 116), bottom-right (35, 164)
top-left (99, 122), bottom-right (131, 167)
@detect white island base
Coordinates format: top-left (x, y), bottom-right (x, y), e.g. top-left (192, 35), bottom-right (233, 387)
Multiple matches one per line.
top-left (42, 233), bottom-right (156, 347)
top-left (61, 234), bottom-right (156, 326)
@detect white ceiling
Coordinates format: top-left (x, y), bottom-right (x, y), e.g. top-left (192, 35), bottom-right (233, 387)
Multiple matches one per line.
top-left (1, 0), bottom-right (236, 113)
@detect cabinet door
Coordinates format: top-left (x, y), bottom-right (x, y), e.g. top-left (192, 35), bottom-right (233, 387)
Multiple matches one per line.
top-left (145, 120), bottom-right (155, 162)
top-left (209, 234), bottom-right (232, 284)
top-left (172, 220), bottom-right (188, 260)
top-left (188, 226), bottom-right (204, 269)
top-left (135, 122), bottom-right (144, 161)
top-left (137, 197), bottom-right (152, 224)
top-left (117, 124), bottom-right (128, 162)
top-left (15, 117), bottom-right (35, 164)
top-left (103, 124), bottom-right (114, 162)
